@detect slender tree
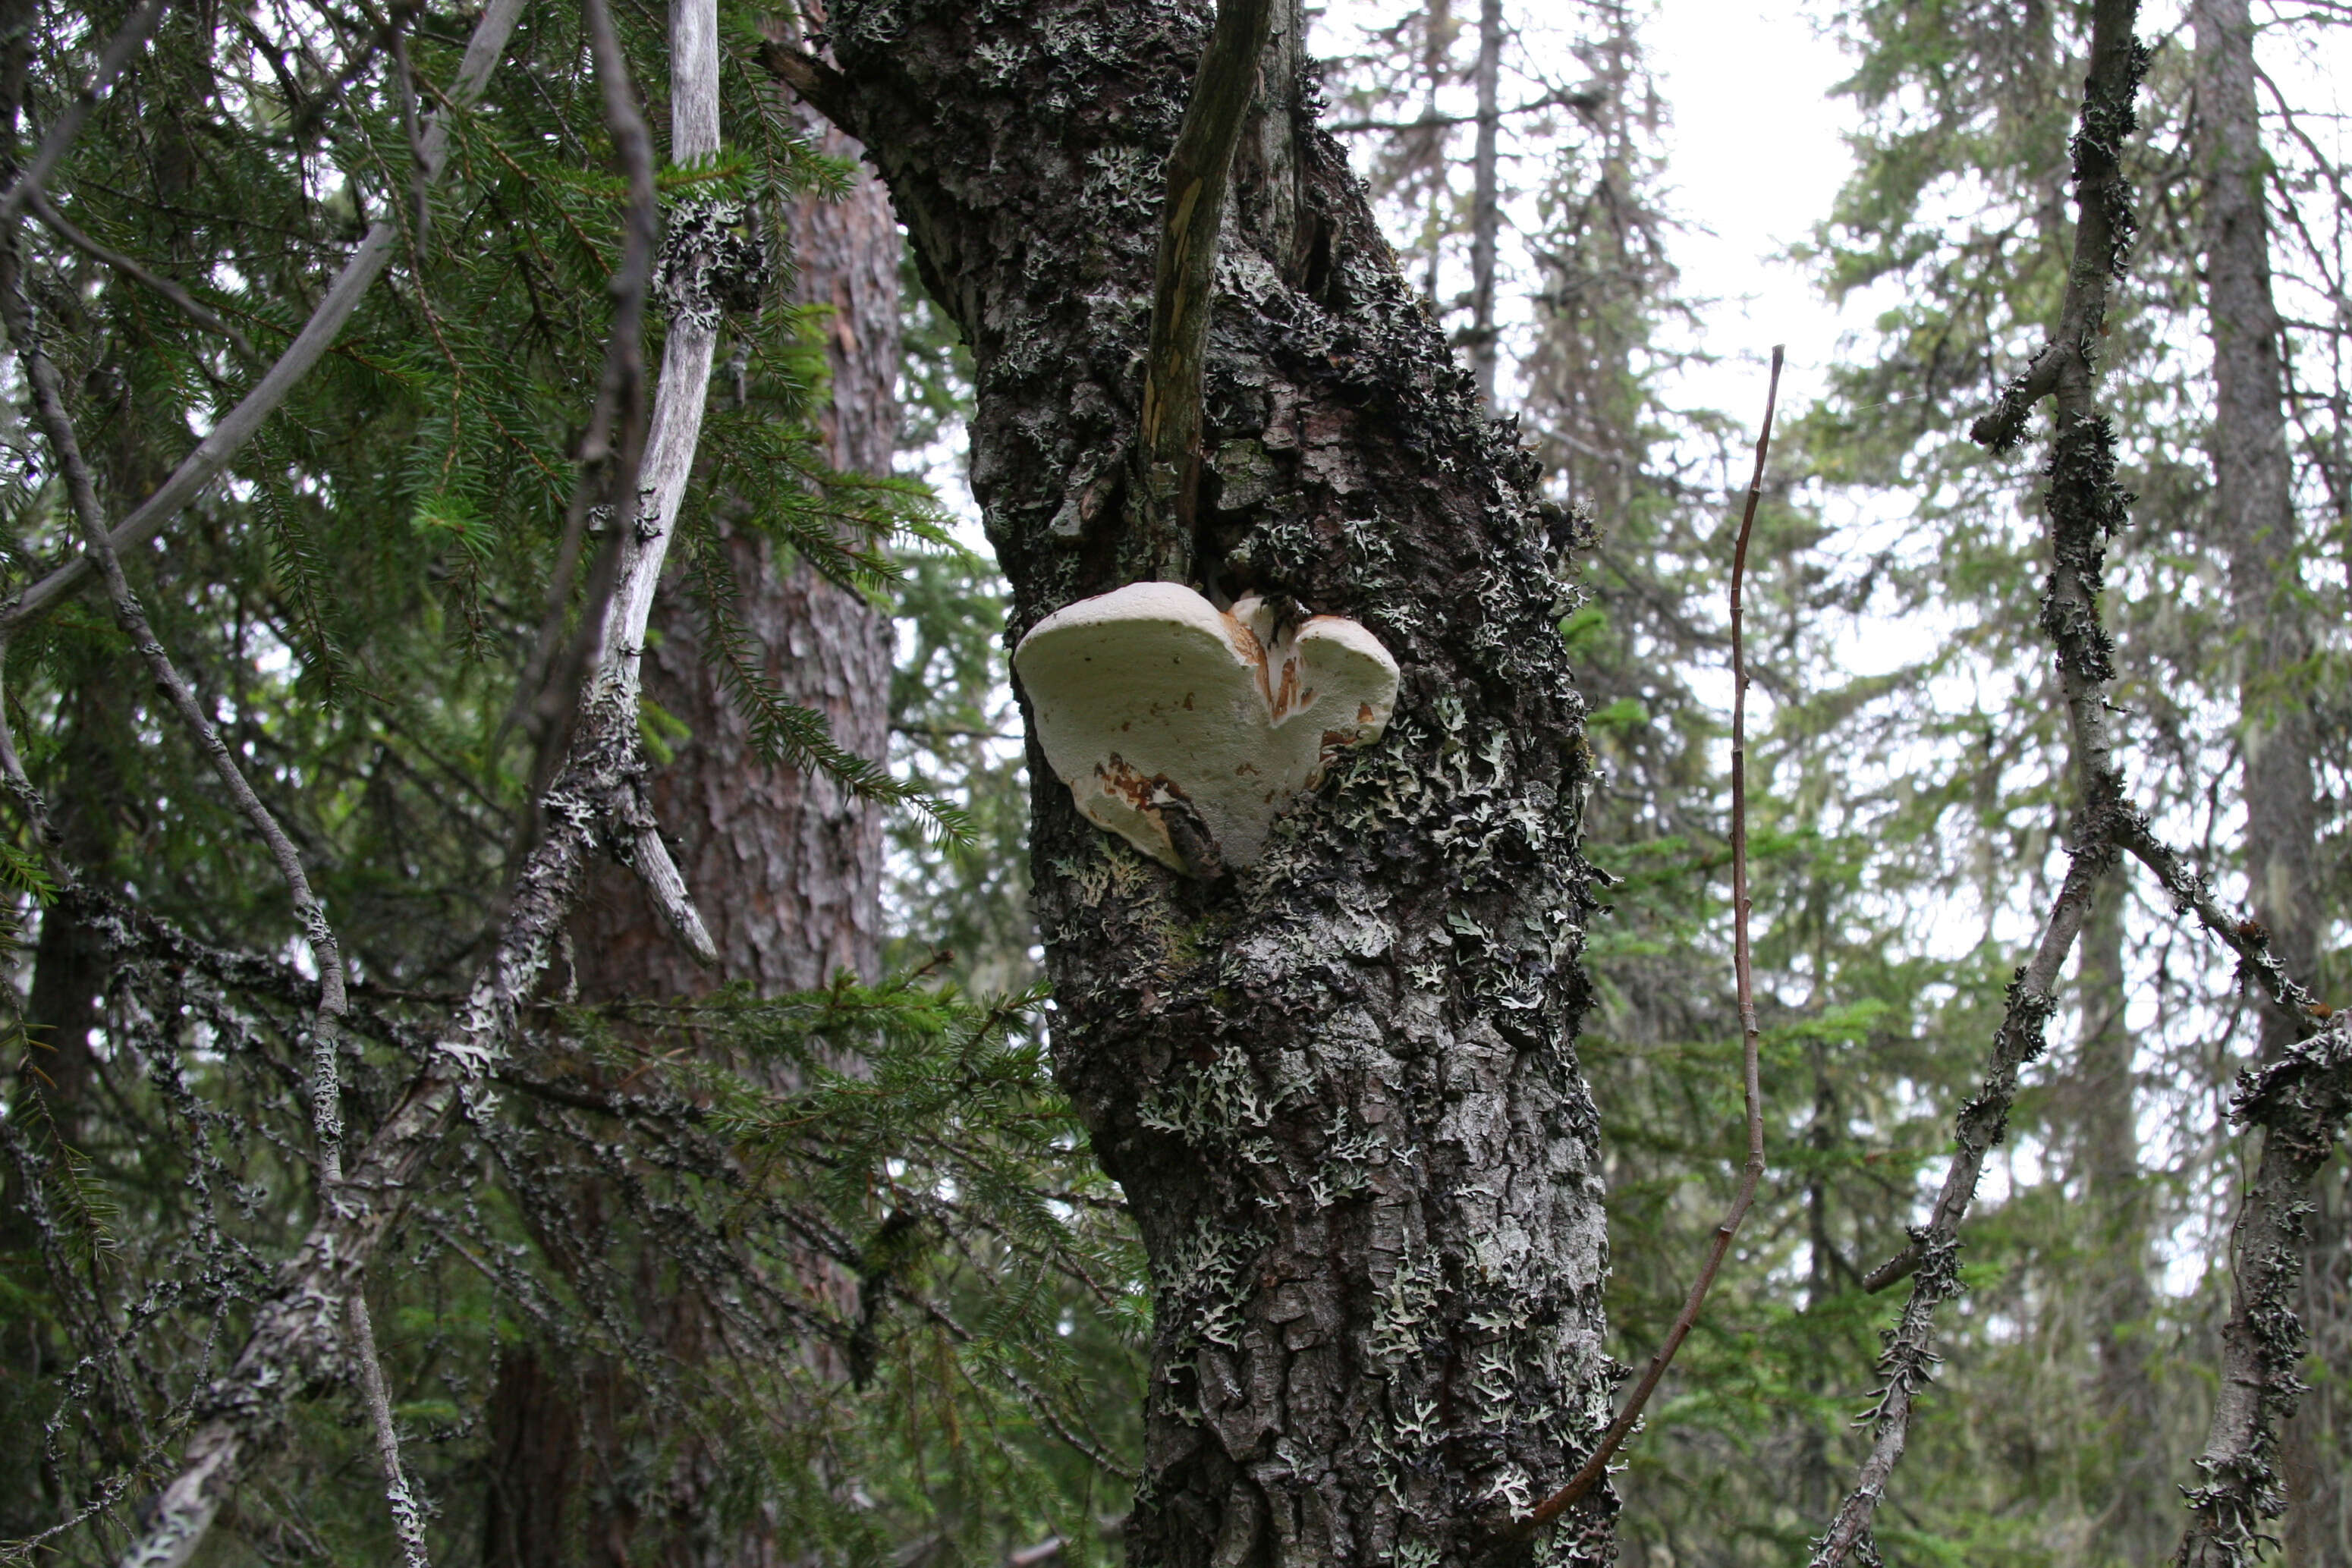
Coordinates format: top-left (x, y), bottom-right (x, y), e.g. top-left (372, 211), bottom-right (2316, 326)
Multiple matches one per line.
top-left (1467, 0), bottom-right (1504, 407)
top-left (2191, 0), bottom-right (2343, 1558)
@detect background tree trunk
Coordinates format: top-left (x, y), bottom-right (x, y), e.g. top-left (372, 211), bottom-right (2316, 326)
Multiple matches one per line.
top-left (810, 3), bottom-right (1614, 1561)
top-left (2065, 875), bottom-right (2166, 1565)
top-left (2192, 2), bottom-right (2343, 1560)
top-left (1467, 0), bottom-right (1502, 408)
top-left (482, 102), bottom-right (902, 1568)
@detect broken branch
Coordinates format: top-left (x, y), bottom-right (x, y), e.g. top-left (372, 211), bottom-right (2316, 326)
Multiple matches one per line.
top-left (1136, 0), bottom-right (1275, 580)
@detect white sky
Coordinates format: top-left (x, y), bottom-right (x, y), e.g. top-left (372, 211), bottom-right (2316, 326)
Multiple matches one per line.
top-left (1640, 1), bottom-right (1858, 428)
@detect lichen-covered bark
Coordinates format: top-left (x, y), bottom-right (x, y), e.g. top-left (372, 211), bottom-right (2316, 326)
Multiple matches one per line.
top-left (807, 7), bottom-right (1615, 1563)
top-left (2177, 1016), bottom-right (2352, 1568)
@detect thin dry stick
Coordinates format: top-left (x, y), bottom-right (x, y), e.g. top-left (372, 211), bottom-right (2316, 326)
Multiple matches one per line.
top-left (0, 0), bottom-right (526, 639)
top-left (1520, 344), bottom-right (1783, 1536)
top-left (0, 0), bottom-right (171, 223)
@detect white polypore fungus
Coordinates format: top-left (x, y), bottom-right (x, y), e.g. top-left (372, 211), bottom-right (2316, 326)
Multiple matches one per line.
top-left (1013, 581), bottom-right (1400, 874)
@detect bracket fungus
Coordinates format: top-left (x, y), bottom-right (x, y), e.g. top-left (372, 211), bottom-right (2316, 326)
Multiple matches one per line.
top-left (1013, 581), bottom-right (1400, 875)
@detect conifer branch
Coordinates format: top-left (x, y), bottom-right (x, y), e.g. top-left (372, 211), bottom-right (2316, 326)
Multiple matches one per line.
top-left (27, 190), bottom-right (259, 363)
top-left (3, 208), bottom-right (426, 1568)
top-left (105, 2), bottom-right (724, 1558)
top-left (1137, 0), bottom-right (1276, 580)
top-left (0, 0), bottom-right (527, 639)
top-left (0, 234), bottom-right (359, 1185)
top-left (1518, 345), bottom-right (1781, 1541)
top-left (0, 0), bottom-right (171, 223)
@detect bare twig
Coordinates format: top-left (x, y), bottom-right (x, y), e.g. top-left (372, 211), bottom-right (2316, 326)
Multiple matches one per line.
top-left (1135, 0), bottom-right (1276, 580)
top-left (1321, 84), bottom-right (1602, 134)
top-left (0, 0), bottom-right (171, 223)
top-left (1518, 345), bottom-right (1783, 1538)
top-left (2118, 819), bottom-right (2323, 1038)
top-left (347, 1292), bottom-right (432, 1568)
top-left (1816, 841), bottom-right (2111, 1556)
top-left (388, 30), bottom-right (434, 245)
top-left (5, 206), bottom-right (429, 1568)
top-left (577, 0), bottom-right (728, 966)
top-left (0, 0), bottom-right (527, 640)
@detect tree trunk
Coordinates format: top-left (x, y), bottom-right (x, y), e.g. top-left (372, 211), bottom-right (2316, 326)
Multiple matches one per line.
top-left (21, 689), bottom-right (116, 1130)
top-left (802, 5), bottom-right (1613, 1563)
top-left (2192, 2), bottom-right (2342, 1560)
top-left (1467, 0), bottom-right (1502, 407)
top-left (568, 106), bottom-right (898, 996)
top-left (483, 95), bottom-right (903, 1568)
top-left (2067, 874), bottom-right (2166, 1565)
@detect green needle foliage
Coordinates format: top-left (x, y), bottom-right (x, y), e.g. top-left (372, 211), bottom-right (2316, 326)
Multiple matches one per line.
top-left (0, 1), bottom-right (1137, 1561)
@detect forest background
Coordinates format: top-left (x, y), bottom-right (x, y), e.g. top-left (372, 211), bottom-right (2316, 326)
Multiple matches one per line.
top-left (0, 0), bottom-right (2346, 1565)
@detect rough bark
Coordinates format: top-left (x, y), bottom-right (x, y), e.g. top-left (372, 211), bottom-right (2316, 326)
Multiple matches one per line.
top-left (790, 6), bottom-right (1614, 1563)
top-left (21, 690), bottom-right (115, 1127)
top-left (2191, 1), bottom-right (2341, 1558)
top-left (482, 1350), bottom-right (580, 1568)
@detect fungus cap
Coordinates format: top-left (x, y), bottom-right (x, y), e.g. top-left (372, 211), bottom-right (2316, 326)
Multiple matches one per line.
top-left (1012, 581), bottom-right (1400, 872)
